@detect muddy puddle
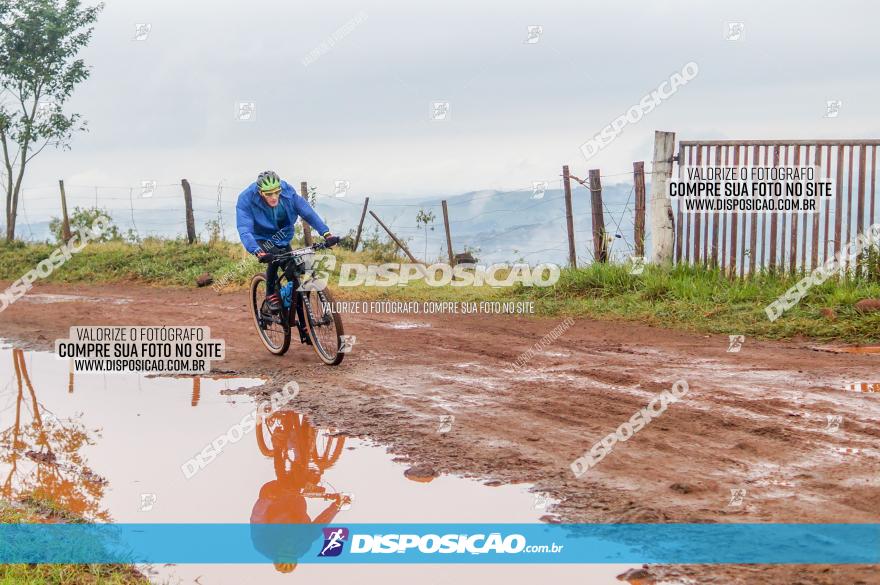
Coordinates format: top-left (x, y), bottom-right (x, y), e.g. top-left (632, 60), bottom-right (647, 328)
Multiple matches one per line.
top-left (844, 382), bottom-right (880, 393)
top-left (380, 321), bottom-right (432, 330)
top-left (814, 344), bottom-right (880, 354)
top-left (16, 293), bottom-right (132, 305)
top-left (0, 342), bottom-right (641, 584)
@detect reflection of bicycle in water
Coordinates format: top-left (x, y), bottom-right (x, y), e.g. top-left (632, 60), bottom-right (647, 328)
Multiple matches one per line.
top-left (251, 409), bottom-right (350, 573)
top-left (256, 410), bottom-right (346, 482)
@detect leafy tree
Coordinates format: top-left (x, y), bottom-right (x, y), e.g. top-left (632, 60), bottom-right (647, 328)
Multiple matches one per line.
top-left (0, 0), bottom-right (103, 241)
top-left (49, 205), bottom-right (120, 242)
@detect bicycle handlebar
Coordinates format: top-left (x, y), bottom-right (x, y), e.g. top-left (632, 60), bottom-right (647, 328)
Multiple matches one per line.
top-left (273, 240), bottom-right (337, 261)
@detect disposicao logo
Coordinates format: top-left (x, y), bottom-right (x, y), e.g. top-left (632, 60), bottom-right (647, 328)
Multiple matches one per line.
top-left (318, 527), bottom-right (349, 557)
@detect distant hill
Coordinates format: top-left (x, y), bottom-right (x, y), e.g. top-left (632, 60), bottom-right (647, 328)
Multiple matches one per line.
top-left (315, 183), bottom-right (646, 265)
top-left (9, 182), bottom-right (649, 266)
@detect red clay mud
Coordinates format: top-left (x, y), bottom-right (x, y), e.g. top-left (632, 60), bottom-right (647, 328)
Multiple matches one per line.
top-left (1, 282), bottom-right (877, 584)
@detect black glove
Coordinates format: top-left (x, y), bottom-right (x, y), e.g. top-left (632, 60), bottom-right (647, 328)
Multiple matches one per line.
top-left (255, 249), bottom-right (274, 264)
top-left (323, 233), bottom-right (340, 247)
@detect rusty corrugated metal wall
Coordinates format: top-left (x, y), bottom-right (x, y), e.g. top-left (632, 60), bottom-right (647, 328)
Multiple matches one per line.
top-left (675, 140), bottom-right (880, 276)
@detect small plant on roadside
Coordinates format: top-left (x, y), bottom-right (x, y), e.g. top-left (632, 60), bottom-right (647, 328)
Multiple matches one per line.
top-left (204, 218), bottom-right (223, 245)
top-left (49, 206), bottom-right (122, 243)
top-left (358, 226), bottom-right (403, 263)
top-left (415, 208), bottom-right (436, 262)
top-left (857, 242), bottom-right (880, 281)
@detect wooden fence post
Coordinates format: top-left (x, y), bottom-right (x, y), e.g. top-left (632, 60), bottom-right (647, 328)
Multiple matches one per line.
top-left (369, 210), bottom-right (421, 264)
top-left (353, 197), bottom-right (370, 251)
top-left (58, 179), bottom-right (72, 242)
top-left (181, 179), bottom-right (196, 244)
top-left (299, 181), bottom-right (313, 246)
top-left (649, 131), bottom-right (676, 264)
top-left (588, 169), bottom-right (607, 263)
top-left (633, 162), bottom-right (646, 258)
top-left (562, 165), bottom-right (577, 268)
top-left (441, 199), bottom-right (454, 265)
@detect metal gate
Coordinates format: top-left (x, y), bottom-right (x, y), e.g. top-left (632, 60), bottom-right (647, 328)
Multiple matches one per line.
top-left (674, 140), bottom-right (880, 276)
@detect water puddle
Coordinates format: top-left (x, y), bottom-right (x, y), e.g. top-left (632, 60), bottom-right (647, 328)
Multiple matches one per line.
top-left (0, 342), bottom-right (636, 584)
top-left (833, 447), bottom-right (863, 457)
top-left (814, 344), bottom-right (880, 354)
top-left (381, 322), bottom-right (432, 330)
top-left (18, 293), bottom-right (132, 305)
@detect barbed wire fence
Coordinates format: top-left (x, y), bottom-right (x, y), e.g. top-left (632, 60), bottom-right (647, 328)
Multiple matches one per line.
top-left (8, 163), bottom-right (652, 267)
top-left (316, 163), bottom-right (652, 266)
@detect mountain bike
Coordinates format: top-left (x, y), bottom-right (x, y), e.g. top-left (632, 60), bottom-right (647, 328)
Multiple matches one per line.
top-left (256, 410), bottom-right (347, 481)
top-left (249, 242), bottom-right (346, 365)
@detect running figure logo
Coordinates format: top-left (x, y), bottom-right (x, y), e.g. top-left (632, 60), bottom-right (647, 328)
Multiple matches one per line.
top-left (318, 527), bottom-right (349, 557)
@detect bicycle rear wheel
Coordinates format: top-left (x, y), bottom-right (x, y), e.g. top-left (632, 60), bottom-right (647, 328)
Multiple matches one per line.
top-left (300, 287), bottom-right (345, 366)
top-left (250, 274), bottom-right (291, 355)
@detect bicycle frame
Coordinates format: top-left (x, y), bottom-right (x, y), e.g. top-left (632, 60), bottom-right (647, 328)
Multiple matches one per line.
top-left (252, 240), bottom-right (344, 365)
top-left (271, 243), bottom-right (331, 340)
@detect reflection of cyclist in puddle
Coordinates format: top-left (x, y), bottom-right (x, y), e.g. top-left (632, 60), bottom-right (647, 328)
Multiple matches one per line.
top-left (251, 409), bottom-right (348, 573)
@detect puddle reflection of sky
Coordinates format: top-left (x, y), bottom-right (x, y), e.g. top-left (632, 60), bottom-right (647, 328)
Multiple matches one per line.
top-left (0, 343), bottom-right (628, 585)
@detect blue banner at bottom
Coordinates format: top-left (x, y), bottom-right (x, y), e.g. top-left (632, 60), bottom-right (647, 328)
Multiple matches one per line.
top-left (0, 523), bottom-right (876, 564)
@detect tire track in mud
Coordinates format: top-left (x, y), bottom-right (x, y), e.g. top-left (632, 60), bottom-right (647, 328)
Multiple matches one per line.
top-left (0, 282), bottom-right (877, 584)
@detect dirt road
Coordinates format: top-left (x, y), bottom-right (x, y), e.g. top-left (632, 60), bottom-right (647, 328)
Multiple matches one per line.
top-left (1, 282), bottom-right (877, 584)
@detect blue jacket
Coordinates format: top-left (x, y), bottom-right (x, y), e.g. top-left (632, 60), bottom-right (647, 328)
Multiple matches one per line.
top-left (236, 180), bottom-right (330, 254)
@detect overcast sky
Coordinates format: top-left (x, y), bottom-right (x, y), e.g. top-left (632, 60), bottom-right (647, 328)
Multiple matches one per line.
top-left (21, 0), bottom-right (880, 203)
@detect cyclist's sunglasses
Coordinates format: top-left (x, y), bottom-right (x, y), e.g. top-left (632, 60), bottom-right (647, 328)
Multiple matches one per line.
top-left (260, 188), bottom-right (281, 198)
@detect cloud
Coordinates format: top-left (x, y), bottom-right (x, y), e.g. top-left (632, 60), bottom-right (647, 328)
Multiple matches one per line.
top-left (22, 0), bottom-right (880, 208)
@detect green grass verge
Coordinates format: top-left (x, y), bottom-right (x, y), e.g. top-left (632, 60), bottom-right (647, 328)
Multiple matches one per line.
top-left (0, 499), bottom-right (147, 584)
top-left (527, 262), bottom-right (880, 343)
top-left (1, 239), bottom-right (879, 343)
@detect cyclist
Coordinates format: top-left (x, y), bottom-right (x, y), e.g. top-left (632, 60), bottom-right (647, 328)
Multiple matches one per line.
top-left (236, 170), bottom-right (339, 314)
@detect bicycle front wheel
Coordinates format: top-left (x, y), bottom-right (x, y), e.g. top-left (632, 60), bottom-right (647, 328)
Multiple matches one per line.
top-left (300, 287), bottom-right (345, 366)
top-left (250, 274), bottom-right (291, 355)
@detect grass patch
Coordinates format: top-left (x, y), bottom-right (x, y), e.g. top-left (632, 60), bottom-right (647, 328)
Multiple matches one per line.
top-left (1, 239), bottom-right (879, 343)
top-left (0, 499), bottom-right (147, 584)
top-left (527, 263), bottom-right (880, 342)
top-left (0, 238), bottom-right (249, 287)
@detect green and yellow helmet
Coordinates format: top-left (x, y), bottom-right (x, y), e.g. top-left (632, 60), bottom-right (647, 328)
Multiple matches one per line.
top-left (256, 170), bottom-right (281, 193)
